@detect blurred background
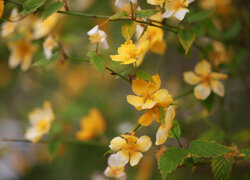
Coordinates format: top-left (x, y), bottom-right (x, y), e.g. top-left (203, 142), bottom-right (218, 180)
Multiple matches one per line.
top-left (0, 0), bottom-right (249, 179)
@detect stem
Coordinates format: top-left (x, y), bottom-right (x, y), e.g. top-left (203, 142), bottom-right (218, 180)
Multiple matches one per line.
top-left (105, 67), bottom-right (131, 84)
top-left (171, 129), bottom-right (183, 148)
top-left (132, 124), bottom-right (141, 132)
top-left (130, 2), bottom-right (134, 19)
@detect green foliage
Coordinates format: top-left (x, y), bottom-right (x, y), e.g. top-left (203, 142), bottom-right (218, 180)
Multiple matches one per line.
top-left (87, 51), bottom-right (105, 75)
top-left (159, 147), bottom-right (189, 179)
top-left (212, 156), bottom-right (233, 180)
top-left (121, 21), bottom-right (136, 40)
top-left (187, 9), bottom-right (214, 23)
top-left (135, 9), bottom-right (159, 18)
top-left (43, 1), bottom-right (64, 20)
top-left (32, 52), bottom-right (60, 67)
top-left (222, 20), bottom-right (241, 40)
top-left (169, 120), bottom-right (181, 139)
top-left (189, 140), bottom-right (231, 157)
top-left (199, 128), bottom-right (226, 143)
top-left (48, 141), bottom-right (61, 157)
top-left (23, 0), bottom-right (46, 14)
top-left (241, 148), bottom-right (250, 162)
top-left (109, 11), bottom-right (128, 20)
top-left (178, 28), bottom-right (196, 54)
top-left (135, 69), bottom-right (154, 82)
top-left (200, 92), bottom-right (216, 112)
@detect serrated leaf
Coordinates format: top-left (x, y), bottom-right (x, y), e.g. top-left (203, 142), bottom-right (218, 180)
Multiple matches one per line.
top-left (33, 52), bottom-right (60, 67)
top-left (241, 148), bottom-right (250, 162)
top-left (212, 156), bottom-right (233, 180)
top-left (136, 70), bottom-right (154, 82)
top-left (109, 11), bottom-right (128, 20)
top-left (187, 9), bottom-right (214, 23)
top-left (43, 1), bottom-right (64, 20)
top-left (200, 92), bottom-right (215, 112)
top-left (178, 28), bottom-right (196, 54)
top-left (169, 120), bottom-right (181, 139)
top-left (159, 147), bottom-right (189, 179)
top-left (90, 54), bottom-right (105, 75)
top-left (121, 21), bottom-right (136, 40)
top-left (23, 0), bottom-right (46, 14)
top-left (135, 9), bottom-right (159, 18)
top-left (189, 140), bottom-right (231, 157)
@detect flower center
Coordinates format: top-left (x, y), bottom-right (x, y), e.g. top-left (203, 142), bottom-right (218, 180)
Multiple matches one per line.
top-left (89, 33), bottom-right (103, 43)
top-left (37, 119), bottom-right (48, 130)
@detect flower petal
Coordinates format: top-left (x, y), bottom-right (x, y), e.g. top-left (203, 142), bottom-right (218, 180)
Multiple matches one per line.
top-left (138, 110), bottom-right (153, 126)
top-left (109, 137), bottom-right (127, 151)
top-left (136, 39), bottom-right (149, 56)
top-left (108, 153), bottom-right (127, 167)
top-left (142, 99), bottom-right (156, 109)
top-left (194, 60), bottom-right (211, 76)
top-left (210, 72), bottom-right (228, 80)
top-left (132, 78), bottom-right (149, 96)
top-left (173, 8), bottom-right (189, 21)
top-left (127, 95), bottom-right (144, 108)
top-left (130, 152), bottom-right (143, 166)
top-left (153, 89), bottom-right (169, 103)
top-left (165, 106), bottom-right (175, 125)
top-left (211, 80), bottom-right (225, 97)
top-left (155, 125), bottom-right (168, 145)
top-left (183, 71), bottom-right (201, 85)
top-left (136, 135), bottom-right (152, 152)
top-left (194, 84), bottom-right (211, 100)
top-left (162, 10), bottom-right (174, 18)
top-left (117, 150), bottom-right (129, 165)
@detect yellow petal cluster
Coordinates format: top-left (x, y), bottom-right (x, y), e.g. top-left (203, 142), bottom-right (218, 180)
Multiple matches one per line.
top-left (104, 154), bottom-right (127, 179)
top-left (183, 59), bottom-right (228, 100)
top-left (109, 134), bottom-right (152, 166)
top-left (25, 101), bottom-right (55, 143)
top-left (127, 74), bottom-right (173, 126)
top-left (147, 0), bottom-right (165, 6)
top-left (76, 108), bottom-right (106, 141)
top-left (110, 40), bottom-right (149, 65)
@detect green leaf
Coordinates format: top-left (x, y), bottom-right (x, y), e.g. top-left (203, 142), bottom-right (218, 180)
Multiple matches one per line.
top-left (212, 156), bottom-right (233, 180)
top-left (90, 54), bottom-right (105, 75)
top-left (32, 52), bottom-right (60, 67)
top-left (109, 11), bottom-right (128, 20)
top-left (200, 92), bottom-right (215, 112)
top-left (241, 148), bottom-right (250, 162)
top-left (48, 141), bottom-right (60, 156)
top-left (43, 1), bottom-right (64, 20)
top-left (191, 23), bottom-right (206, 37)
top-left (87, 50), bottom-right (96, 58)
top-left (187, 9), bottom-right (214, 23)
top-left (121, 21), bottom-right (136, 41)
top-left (199, 128), bottom-right (225, 143)
top-left (222, 20), bottom-right (241, 40)
top-left (169, 120), bottom-right (181, 139)
top-left (159, 147), bottom-right (189, 179)
top-left (202, 19), bottom-right (219, 38)
top-left (178, 28), bottom-right (196, 54)
top-left (136, 70), bottom-right (154, 82)
top-left (189, 140), bottom-right (231, 158)
top-left (135, 9), bottom-right (159, 18)
top-left (23, 0), bottom-right (46, 14)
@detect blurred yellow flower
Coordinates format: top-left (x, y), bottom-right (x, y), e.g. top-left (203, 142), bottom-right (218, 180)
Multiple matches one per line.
top-left (183, 59), bottom-right (228, 100)
top-left (147, 0), bottom-right (165, 6)
top-left (115, 0), bottom-right (137, 8)
top-left (25, 101), bottom-right (55, 143)
top-left (109, 134), bottom-right (152, 166)
top-left (110, 40), bottom-right (149, 65)
top-left (209, 41), bottom-right (232, 66)
top-left (76, 108), bottom-right (106, 140)
top-left (104, 153), bottom-right (127, 179)
top-left (162, 0), bottom-right (195, 21)
top-left (127, 74), bottom-right (173, 126)
top-left (155, 106), bottom-right (175, 145)
top-left (1, 8), bottom-right (19, 37)
top-left (200, 0), bottom-right (232, 15)
top-left (0, 0), bottom-right (4, 19)
top-left (87, 25), bottom-right (109, 49)
top-left (43, 35), bottom-right (58, 59)
top-left (8, 38), bottom-right (36, 71)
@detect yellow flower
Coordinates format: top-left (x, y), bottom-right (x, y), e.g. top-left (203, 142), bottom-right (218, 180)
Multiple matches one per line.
top-left (76, 108), bottom-right (106, 140)
top-left (0, 0), bottom-right (4, 19)
top-left (200, 0), bottom-right (231, 15)
top-left (147, 0), bottom-right (165, 6)
top-left (183, 59), bottom-right (228, 100)
top-left (1, 8), bottom-right (19, 37)
top-left (25, 101), bottom-right (55, 143)
top-left (209, 41), bottom-right (232, 66)
top-left (155, 106), bottom-right (175, 145)
top-left (115, 0), bottom-right (137, 8)
top-left (162, 0), bottom-right (195, 21)
top-left (87, 25), bottom-right (109, 49)
top-left (109, 134), bottom-right (152, 166)
top-left (104, 154), bottom-right (127, 179)
top-left (8, 38), bottom-right (36, 71)
top-left (43, 35), bottom-right (58, 59)
top-left (127, 74), bottom-right (173, 126)
top-left (110, 40), bottom-right (149, 65)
